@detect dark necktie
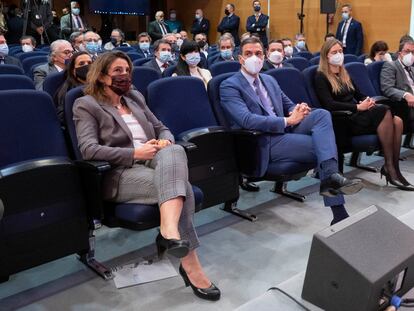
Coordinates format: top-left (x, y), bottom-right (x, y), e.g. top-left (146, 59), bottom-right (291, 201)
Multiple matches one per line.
top-left (341, 20), bottom-right (348, 38)
top-left (405, 66), bottom-right (414, 81)
top-left (253, 78), bottom-right (276, 116)
top-left (160, 23), bottom-right (167, 35)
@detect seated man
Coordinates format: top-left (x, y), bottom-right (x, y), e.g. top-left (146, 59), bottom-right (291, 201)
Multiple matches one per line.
top-left (103, 28), bottom-right (130, 51)
top-left (262, 39), bottom-right (295, 71)
top-left (69, 31), bottom-right (85, 53)
top-left (136, 32), bottom-right (154, 58)
top-left (142, 39), bottom-right (175, 75)
top-left (163, 33), bottom-right (180, 61)
top-left (33, 39), bottom-right (73, 90)
top-left (20, 35), bottom-right (37, 53)
top-left (83, 31), bottom-right (101, 60)
top-left (381, 39), bottom-right (414, 138)
top-left (220, 37), bottom-right (363, 225)
top-left (0, 34), bottom-right (22, 68)
top-left (294, 33), bottom-right (309, 54)
top-left (281, 37), bottom-right (294, 59)
top-left (209, 34), bottom-right (237, 65)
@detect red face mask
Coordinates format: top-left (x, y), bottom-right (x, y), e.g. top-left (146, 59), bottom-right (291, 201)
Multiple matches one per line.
top-left (109, 73), bottom-right (131, 96)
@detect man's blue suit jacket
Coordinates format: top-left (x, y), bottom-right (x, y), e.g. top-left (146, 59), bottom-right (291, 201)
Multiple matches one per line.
top-left (335, 18), bottom-right (363, 56)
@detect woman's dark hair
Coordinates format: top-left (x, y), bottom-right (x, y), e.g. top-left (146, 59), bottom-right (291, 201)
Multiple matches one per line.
top-left (174, 40), bottom-right (200, 76)
top-left (369, 41), bottom-right (389, 60)
top-left (54, 51), bottom-right (91, 122)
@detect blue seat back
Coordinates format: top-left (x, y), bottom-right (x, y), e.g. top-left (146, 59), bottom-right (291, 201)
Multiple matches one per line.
top-left (285, 56), bottom-right (310, 71)
top-left (22, 56), bottom-right (48, 76)
top-left (131, 67), bottom-right (161, 98)
top-left (0, 64), bottom-right (25, 75)
top-left (0, 75), bottom-right (35, 90)
top-left (163, 65), bottom-right (177, 77)
top-left (8, 46), bottom-right (22, 56)
top-left (64, 86), bottom-right (85, 160)
top-left (207, 54), bottom-right (220, 67)
top-left (344, 54), bottom-right (359, 64)
top-left (345, 62), bottom-right (377, 97)
top-left (133, 57), bottom-right (153, 66)
top-left (207, 72), bottom-right (235, 128)
top-left (126, 52), bottom-right (143, 62)
top-left (114, 46), bottom-right (135, 52)
top-left (302, 65), bottom-right (322, 108)
top-left (17, 51), bottom-right (49, 62)
top-left (357, 54), bottom-right (366, 63)
top-left (297, 51), bottom-right (313, 60)
top-left (0, 90), bottom-right (67, 168)
top-left (209, 61), bottom-right (240, 77)
top-left (367, 61), bottom-right (385, 96)
top-left (41, 46), bottom-right (51, 52)
top-left (313, 52), bottom-right (321, 57)
top-left (265, 67), bottom-right (311, 104)
top-left (147, 77), bottom-right (218, 137)
top-left (43, 71), bottom-right (66, 98)
top-left (309, 56), bottom-right (320, 66)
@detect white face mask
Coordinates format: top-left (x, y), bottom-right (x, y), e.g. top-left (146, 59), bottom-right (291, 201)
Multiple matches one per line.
top-left (176, 38), bottom-right (184, 48)
top-left (329, 52), bottom-right (344, 66)
top-left (402, 52), bottom-right (414, 67)
top-left (22, 44), bottom-right (34, 53)
top-left (243, 55), bottom-right (263, 75)
top-left (269, 51), bottom-right (284, 64)
top-left (0, 43), bottom-right (9, 55)
top-left (284, 46), bottom-right (293, 57)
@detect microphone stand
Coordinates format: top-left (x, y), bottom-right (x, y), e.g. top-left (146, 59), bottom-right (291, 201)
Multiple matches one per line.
top-left (297, 0), bottom-right (305, 34)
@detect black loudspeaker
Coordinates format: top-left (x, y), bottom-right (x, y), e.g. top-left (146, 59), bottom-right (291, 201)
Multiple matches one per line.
top-left (302, 206), bottom-right (414, 311)
top-left (320, 0), bottom-right (336, 14)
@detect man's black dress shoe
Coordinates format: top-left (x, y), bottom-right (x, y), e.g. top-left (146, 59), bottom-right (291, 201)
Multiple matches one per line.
top-left (156, 233), bottom-right (190, 259)
top-left (179, 265), bottom-right (221, 301)
top-left (320, 173), bottom-right (363, 197)
top-left (240, 180), bottom-right (260, 192)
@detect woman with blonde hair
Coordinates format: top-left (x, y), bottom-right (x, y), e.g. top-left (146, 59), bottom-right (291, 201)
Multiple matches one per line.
top-left (73, 51), bottom-right (220, 301)
top-left (314, 39), bottom-right (413, 190)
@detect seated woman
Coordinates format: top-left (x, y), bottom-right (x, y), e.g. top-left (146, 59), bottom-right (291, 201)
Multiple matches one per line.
top-left (172, 40), bottom-right (212, 88)
top-left (73, 51), bottom-right (220, 301)
top-left (55, 51), bottom-right (92, 123)
top-left (315, 39), bottom-right (413, 191)
top-left (364, 40), bottom-right (392, 65)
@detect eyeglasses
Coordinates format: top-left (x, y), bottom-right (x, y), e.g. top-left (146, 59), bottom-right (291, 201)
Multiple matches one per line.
top-left (61, 50), bottom-right (74, 55)
top-left (402, 49), bottom-right (414, 54)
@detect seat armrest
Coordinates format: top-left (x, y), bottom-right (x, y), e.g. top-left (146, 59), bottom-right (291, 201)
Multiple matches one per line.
top-left (230, 129), bottom-right (263, 137)
top-left (176, 141), bottom-right (197, 152)
top-left (0, 157), bottom-right (72, 178)
top-left (331, 110), bottom-right (353, 117)
top-left (75, 160), bottom-right (111, 173)
top-left (371, 95), bottom-right (390, 104)
top-left (179, 126), bottom-right (227, 141)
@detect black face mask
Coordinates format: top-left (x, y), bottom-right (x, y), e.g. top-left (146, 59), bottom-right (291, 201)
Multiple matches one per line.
top-left (109, 73), bottom-right (131, 96)
top-left (75, 64), bottom-right (90, 81)
top-left (254, 6), bottom-right (261, 12)
top-left (198, 40), bottom-right (206, 50)
top-left (224, 9), bottom-right (230, 16)
top-left (110, 37), bottom-right (118, 46)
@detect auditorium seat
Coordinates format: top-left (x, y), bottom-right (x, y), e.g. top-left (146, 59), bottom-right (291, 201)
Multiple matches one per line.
top-left (208, 72), bottom-right (315, 204)
top-left (285, 56), bottom-right (310, 71)
top-left (163, 65), bottom-right (177, 77)
top-left (366, 60), bottom-right (385, 96)
top-left (131, 67), bottom-right (161, 98)
top-left (17, 51), bottom-right (49, 62)
top-left (133, 57), bottom-right (153, 66)
top-left (147, 77), bottom-right (242, 218)
top-left (0, 74), bottom-right (35, 90)
top-left (357, 54), bottom-right (366, 63)
top-left (0, 64), bottom-right (24, 75)
top-left (22, 55), bottom-right (48, 77)
top-left (126, 52), bottom-right (143, 62)
top-left (64, 86), bottom-right (204, 231)
top-left (344, 54), bottom-right (359, 64)
top-left (209, 61), bottom-right (241, 77)
top-left (0, 90), bottom-right (92, 282)
top-left (302, 65), bottom-right (380, 172)
top-left (309, 56), bottom-right (320, 66)
top-left (297, 51), bottom-right (313, 60)
top-left (8, 46), bottom-right (22, 56)
top-left (43, 71), bottom-right (66, 98)
top-left (114, 46), bottom-right (135, 52)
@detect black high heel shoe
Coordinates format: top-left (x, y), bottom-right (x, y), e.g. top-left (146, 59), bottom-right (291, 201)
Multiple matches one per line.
top-left (179, 264), bottom-right (221, 301)
top-left (156, 232), bottom-right (190, 259)
top-left (380, 166), bottom-right (414, 191)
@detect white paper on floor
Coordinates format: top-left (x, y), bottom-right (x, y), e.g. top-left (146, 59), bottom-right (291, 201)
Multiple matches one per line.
top-left (111, 258), bottom-right (178, 289)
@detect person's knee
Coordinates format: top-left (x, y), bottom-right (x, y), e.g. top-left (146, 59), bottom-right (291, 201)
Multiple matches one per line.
top-left (162, 144), bottom-right (187, 160)
top-left (313, 109), bottom-right (332, 125)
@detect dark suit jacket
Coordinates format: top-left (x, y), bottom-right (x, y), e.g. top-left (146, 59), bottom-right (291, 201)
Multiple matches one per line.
top-left (142, 58), bottom-right (175, 75)
top-left (5, 16), bottom-right (24, 44)
top-left (381, 60), bottom-right (414, 102)
top-left (261, 59), bottom-right (294, 72)
top-left (60, 13), bottom-right (88, 39)
top-left (246, 14), bottom-right (269, 47)
top-left (136, 47), bottom-right (154, 59)
top-left (33, 62), bottom-right (58, 90)
top-left (1, 55), bottom-right (23, 68)
top-left (73, 90), bottom-right (174, 200)
top-left (148, 21), bottom-right (171, 42)
top-left (336, 18), bottom-right (363, 56)
top-left (217, 14), bottom-right (240, 46)
top-left (191, 18), bottom-right (210, 38)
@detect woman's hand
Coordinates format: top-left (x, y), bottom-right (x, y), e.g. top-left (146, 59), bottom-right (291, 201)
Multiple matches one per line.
top-left (157, 139), bottom-right (172, 148)
top-left (357, 97), bottom-right (375, 111)
top-left (134, 143), bottom-right (161, 160)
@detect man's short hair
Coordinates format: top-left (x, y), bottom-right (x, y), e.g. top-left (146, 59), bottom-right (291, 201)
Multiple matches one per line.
top-left (69, 31), bottom-right (83, 44)
top-left (137, 32), bottom-right (151, 42)
top-left (229, 3), bottom-right (235, 10)
top-left (252, 0), bottom-right (260, 5)
top-left (268, 39), bottom-right (285, 48)
top-left (295, 33), bottom-right (305, 40)
top-left (281, 37), bottom-right (292, 42)
top-left (20, 35), bottom-right (36, 46)
top-left (399, 34), bottom-right (414, 45)
top-left (218, 34), bottom-right (235, 48)
top-left (240, 36), bottom-right (264, 54)
top-left (153, 39), bottom-right (171, 51)
top-left (399, 40), bottom-right (414, 52)
top-left (112, 28), bottom-right (125, 40)
top-left (342, 4), bottom-right (352, 9)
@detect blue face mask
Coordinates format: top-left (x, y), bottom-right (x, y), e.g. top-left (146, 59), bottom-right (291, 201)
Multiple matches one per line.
top-left (0, 43), bottom-right (9, 55)
top-left (139, 42), bottom-right (150, 51)
top-left (72, 8), bottom-right (80, 16)
top-left (185, 52), bottom-right (201, 67)
top-left (296, 40), bottom-right (306, 50)
top-left (159, 51), bottom-right (172, 63)
top-left (221, 49), bottom-right (233, 60)
top-left (86, 42), bottom-right (99, 54)
top-left (342, 12), bottom-right (349, 20)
